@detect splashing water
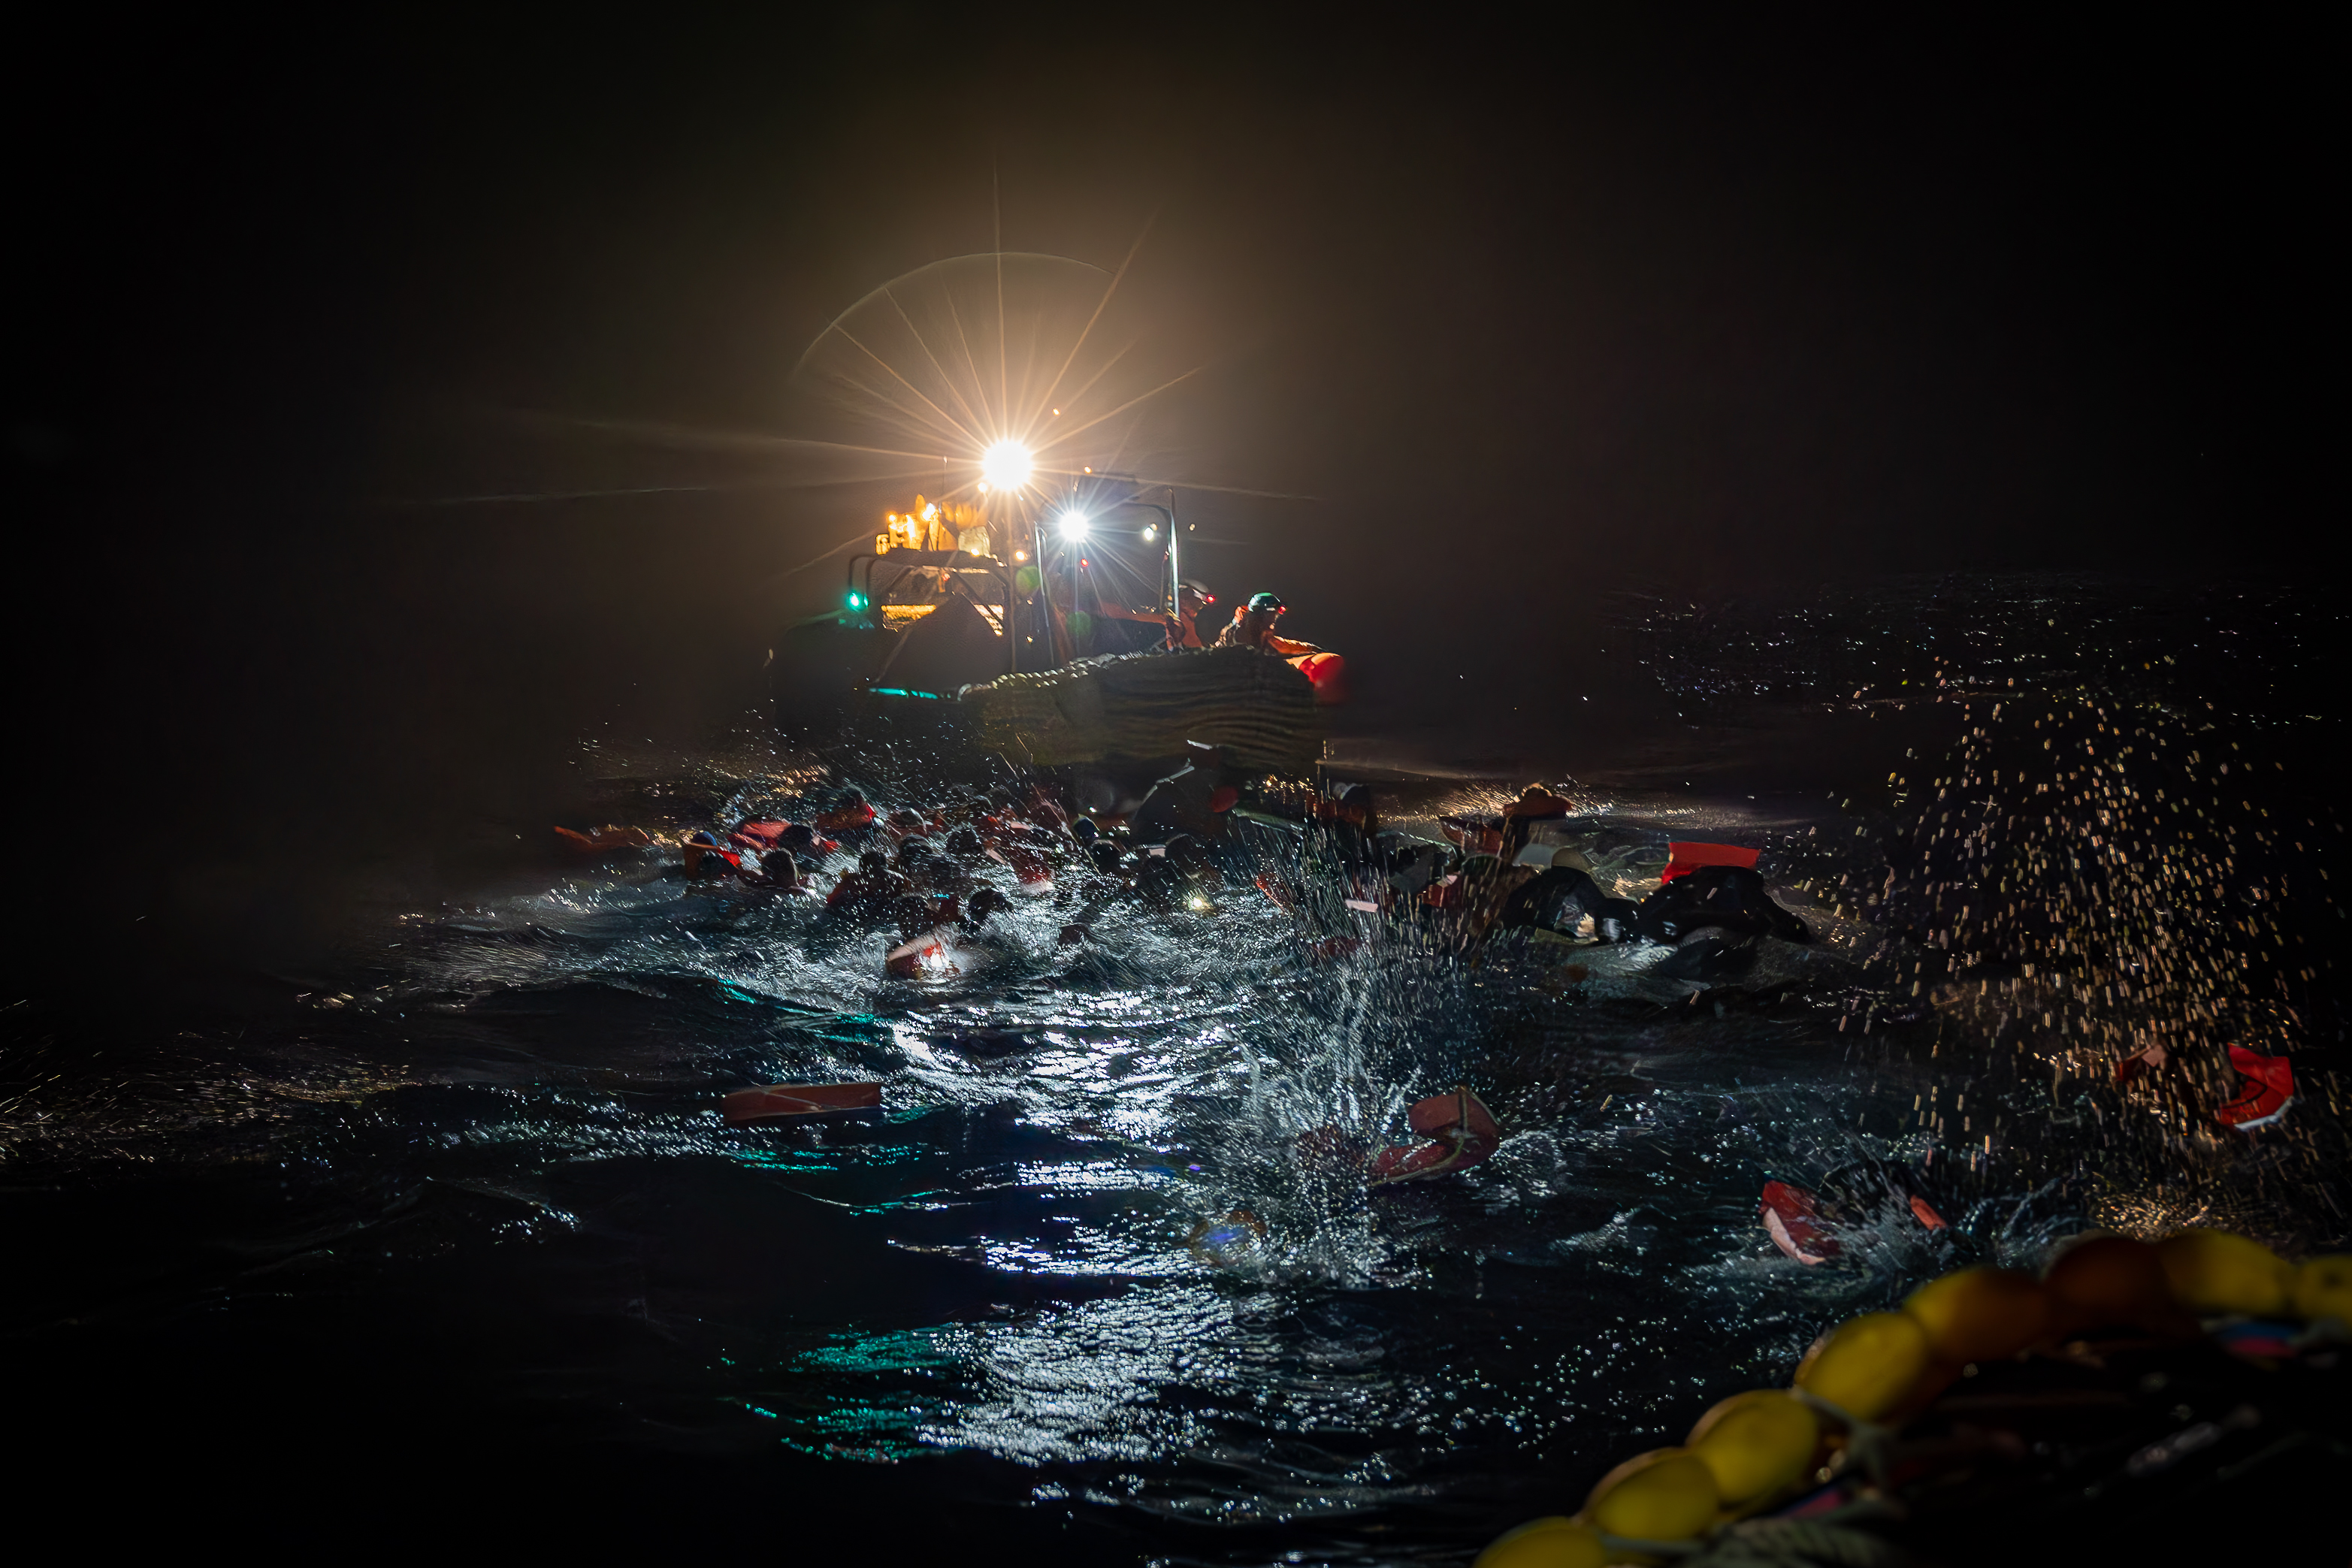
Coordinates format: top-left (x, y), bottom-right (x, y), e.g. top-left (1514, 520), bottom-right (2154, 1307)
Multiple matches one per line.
top-left (2, 573), bottom-right (2342, 1560)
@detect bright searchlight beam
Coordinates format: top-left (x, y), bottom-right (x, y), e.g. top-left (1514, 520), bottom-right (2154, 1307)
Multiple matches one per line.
top-left (1057, 511), bottom-right (1091, 541)
top-left (981, 440), bottom-right (1033, 489)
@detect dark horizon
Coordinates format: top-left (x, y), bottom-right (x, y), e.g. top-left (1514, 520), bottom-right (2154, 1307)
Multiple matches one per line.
top-left (9, 10), bottom-right (2335, 961)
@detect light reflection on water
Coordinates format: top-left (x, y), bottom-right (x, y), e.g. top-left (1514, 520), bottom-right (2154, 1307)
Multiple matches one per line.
top-left (4, 574), bottom-right (2342, 1563)
top-left (348, 814), bottom-right (2057, 1500)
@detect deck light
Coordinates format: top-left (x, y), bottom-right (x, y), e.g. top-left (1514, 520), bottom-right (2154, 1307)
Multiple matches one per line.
top-left (981, 440), bottom-right (1032, 489)
top-left (1057, 511), bottom-right (1091, 541)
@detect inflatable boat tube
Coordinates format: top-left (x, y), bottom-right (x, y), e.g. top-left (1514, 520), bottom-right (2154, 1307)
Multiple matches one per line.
top-left (1287, 651), bottom-right (1348, 705)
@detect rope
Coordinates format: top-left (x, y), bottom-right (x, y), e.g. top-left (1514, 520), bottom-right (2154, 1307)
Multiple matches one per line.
top-left (1595, 1491), bottom-right (1905, 1567)
top-left (1681, 1518), bottom-right (1906, 1568)
top-left (1594, 1533), bottom-right (1704, 1559)
top-left (1790, 1387), bottom-right (1896, 1483)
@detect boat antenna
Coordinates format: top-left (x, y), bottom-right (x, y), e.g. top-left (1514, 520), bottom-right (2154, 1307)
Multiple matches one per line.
top-left (1166, 486), bottom-right (1181, 618)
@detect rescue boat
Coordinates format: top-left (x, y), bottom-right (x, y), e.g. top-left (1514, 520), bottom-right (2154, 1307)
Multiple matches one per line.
top-left (768, 470), bottom-right (1338, 799)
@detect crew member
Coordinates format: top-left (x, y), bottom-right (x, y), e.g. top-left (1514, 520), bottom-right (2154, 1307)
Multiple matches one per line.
top-left (1097, 579), bottom-right (1215, 651)
top-left (1214, 592), bottom-right (1323, 657)
top-left (1169, 580), bottom-right (1213, 648)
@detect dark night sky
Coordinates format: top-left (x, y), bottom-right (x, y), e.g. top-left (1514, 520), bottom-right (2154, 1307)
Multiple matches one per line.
top-left (7, 8), bottom-right (2334, 952)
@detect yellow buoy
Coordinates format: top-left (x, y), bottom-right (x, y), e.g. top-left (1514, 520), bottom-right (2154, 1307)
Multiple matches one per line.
top-left (1685, 1389), bottom-right (1819, 1506)
top-left (2293, 1255), bottom-right (2352, 1324)
top-left (1902, 1266), bottom-right (2051, 1364)
top-left (2042, 1234), bottom-right (2193, 1335)
top-left (1792, 1310), bottom-right (1930, 1423)
top-left (2154, 1230), bottom-right (2294, 1316)
top-left (1584, 1448), bottom-right (1721, 1544)
top-left (1473, 1515), bottom-right (1606, 1568)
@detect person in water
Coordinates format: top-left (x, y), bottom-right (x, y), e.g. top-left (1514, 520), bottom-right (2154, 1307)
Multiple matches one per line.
top-left (813, 789), bottom-right (875, 835)
top-left (1317, 785), bottom-right (1383, 891)
top-left (826, 850), bottom-right (906, 920)
top-left (772, 823), bottom-right (832, 871)
top-left (1498, 784), bottom-right (1571, 863)
top-left (1215, 592), bottom-right (1323, 657)
top-left (1130, 742), bottom-right (1238, 841)
top-left (1631, 863), bottom-right (1809, 944)
top-left (742, 849), bottom-right (804, 892)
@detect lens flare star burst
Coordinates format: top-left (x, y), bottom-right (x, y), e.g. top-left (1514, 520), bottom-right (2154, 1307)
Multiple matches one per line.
top-left (785, 242), bottom-right (1206, 509)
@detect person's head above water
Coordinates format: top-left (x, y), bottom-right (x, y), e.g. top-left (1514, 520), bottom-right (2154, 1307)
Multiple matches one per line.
top-left (1178, 581), bottom-right (1212, 612)
top-left (1506, 783), bottom-right (1571, 820)
top-left (1164, 834), bottom-right (1213, 873)
top-left (859, 848), bottom-right (890, 877)
top-left (1247, 592), bottom-right (1285, 615)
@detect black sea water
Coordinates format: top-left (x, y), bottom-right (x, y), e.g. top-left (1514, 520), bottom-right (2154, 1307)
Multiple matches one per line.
top-left (5, 574), bottom-right (2342, 1563)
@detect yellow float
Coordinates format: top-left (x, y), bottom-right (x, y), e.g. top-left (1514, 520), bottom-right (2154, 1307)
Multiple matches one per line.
top-left (1476, 1227), bottom-right (2338, 1564)
top-left (1901, 1265), bottom-right (2050, 1364)
top-left (1583, 1447), bottom-right (1721, 1548)
top-left (2154, 1228), bottom-right (2295, 1316)
top-left (2042, 1234), bottom-right (2192, 1334)
top-left (2293, 1254), bottom-right (2352, 1323)
top-left (1471, 1515), bottom-right (1607, 1568)
top-left (1685, 1389), bottom-right (1821, 1508)
top-left (1792, 1310), bottom-right (1930, 1422)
